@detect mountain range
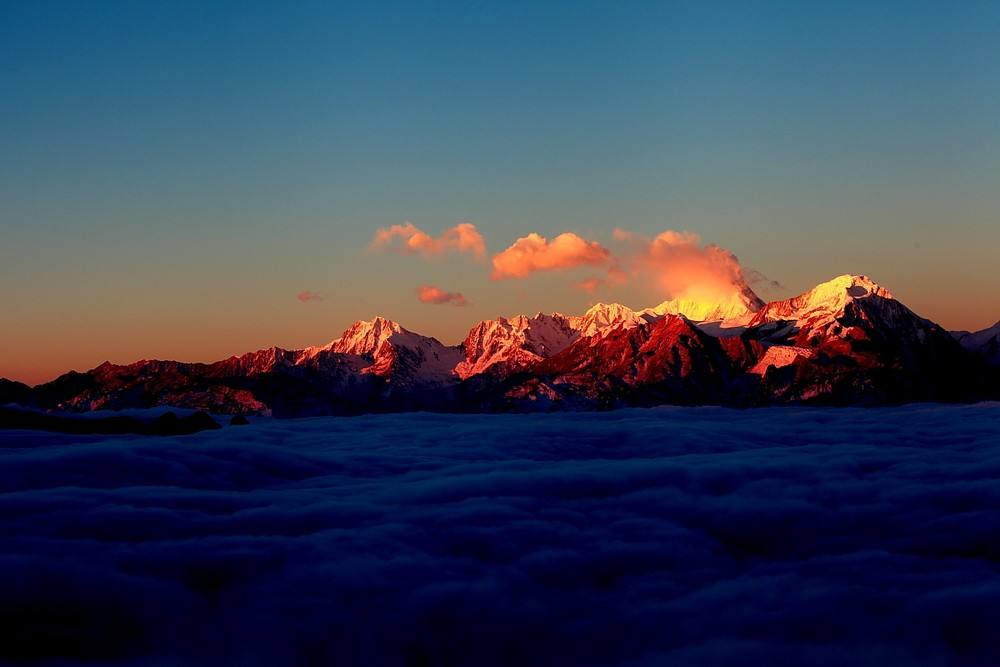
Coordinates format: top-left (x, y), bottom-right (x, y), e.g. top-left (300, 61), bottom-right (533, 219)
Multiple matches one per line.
top-left (3, 275), bottom-right (998, 416)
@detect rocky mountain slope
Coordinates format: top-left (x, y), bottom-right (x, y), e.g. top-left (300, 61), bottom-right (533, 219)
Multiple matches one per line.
top-left (954, 321), bottom-right (1000, 368)
top-left (740, 275), bottom-right (985, 403)
top-left (4, 275), bottom-right (996, 415)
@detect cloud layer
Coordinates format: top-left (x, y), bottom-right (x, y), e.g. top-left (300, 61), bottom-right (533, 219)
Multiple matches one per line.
top-left (371, 221), bottom-right (486, 258)
top-left (491, 232), bottom-right (610, 279)
top-left (416, 285), bottom-right (468, 306)
top-left (3, 405), bottom-right (1000, 665)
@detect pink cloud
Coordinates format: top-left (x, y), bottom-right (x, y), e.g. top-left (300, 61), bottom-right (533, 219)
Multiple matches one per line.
top-left (296, 290), bottom-right (323, 303)
top-left (491, 232), bottom-right (610, 280)
top-left (574, 266), bottom-right (628, 293)
top-left (643, 231), bottom-right (746, 297)
top-left (615, 229), bottom-right (759, 305)
top-left (416, 285), bottom-right (469, 307)
top-left (371, 221), bottom-right (486, 259)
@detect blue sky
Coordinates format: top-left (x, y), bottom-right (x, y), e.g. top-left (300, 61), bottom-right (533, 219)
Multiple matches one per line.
top-left (2, 1), bottom-right (999, 383)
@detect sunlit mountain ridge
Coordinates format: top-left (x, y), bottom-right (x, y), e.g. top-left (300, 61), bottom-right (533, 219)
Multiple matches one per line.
top-left (3, 275), bottom-right (998, 415)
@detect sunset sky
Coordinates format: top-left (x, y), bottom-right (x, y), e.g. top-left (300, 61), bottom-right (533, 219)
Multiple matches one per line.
top-left (3, 1), bottom-right (1000, 385)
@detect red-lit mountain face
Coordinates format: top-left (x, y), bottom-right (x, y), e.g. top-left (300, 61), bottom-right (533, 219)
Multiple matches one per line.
top-left (5, 275), bottom-right (996, 416)
top-left (737, 275), bottom-right (987, 404)
top-left (520, 315), bottom-right (742, 407)
top-left (29, 318), bottom-right (464, 416)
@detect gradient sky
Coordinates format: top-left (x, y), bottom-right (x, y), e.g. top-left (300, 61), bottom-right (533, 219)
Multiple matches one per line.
top-left (3, 1), bottom-right (1000, 385)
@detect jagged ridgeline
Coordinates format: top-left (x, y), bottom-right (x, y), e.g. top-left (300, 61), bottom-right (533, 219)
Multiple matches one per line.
top-left (4, 276), bottom-right (998, 416)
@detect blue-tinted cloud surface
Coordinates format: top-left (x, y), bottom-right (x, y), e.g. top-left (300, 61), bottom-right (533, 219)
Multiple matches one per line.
top-left (3, 405), bottom-right (1000, 665)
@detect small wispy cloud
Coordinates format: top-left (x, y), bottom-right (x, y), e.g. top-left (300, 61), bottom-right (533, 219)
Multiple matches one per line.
top-left (416, 285), bottom-right (468, 306)
top-left (574, 267), bottom-right (627, 293)
top-left (744, 268), bottom-right (785, 292)
top-left (296, 290), bottom-right (323, 303)
top-left (371, 221), bottom-right (486, 259)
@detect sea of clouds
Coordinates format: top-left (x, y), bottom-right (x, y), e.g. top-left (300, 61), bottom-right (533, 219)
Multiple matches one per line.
top-left (3, 405), bottom-right (1000, 665)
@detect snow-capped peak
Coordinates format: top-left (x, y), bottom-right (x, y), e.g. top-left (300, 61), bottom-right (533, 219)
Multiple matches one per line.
top-left (750, 274), bottom-right (893, 327)
top-left (803, 274), bottom-right (893, 307)
top-left (581, 302), bottom-right (637, 322)
top-left (644, 282), bottom-right (764, 323)
top-left (573, 302), bottom-right (645, 337)
top-left (298, 315), bottom-right (463, 385)
top-left (299, 316), bottom-right (408, 359)
top-left (330, 316), bottom-right (412, 356)
top-left (456, 312), bottom-right (580, 379)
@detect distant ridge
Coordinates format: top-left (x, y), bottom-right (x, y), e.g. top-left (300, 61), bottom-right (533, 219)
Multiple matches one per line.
top-left (5, 275), bottom-right (998, 415)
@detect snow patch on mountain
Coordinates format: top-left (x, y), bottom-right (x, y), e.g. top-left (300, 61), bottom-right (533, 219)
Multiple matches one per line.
top-left (572, 302), bottom-right (649, 337)
top-left (456, 313), bottom-right (579, 379)
top-left (749, 345), bottom-right (814, 375)
top-left (749, 274), bottom-right (892, 328)
top-left (300, 316), bottom-right (462, 385)
top-left (302, 316), bottom-right (406, 357)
